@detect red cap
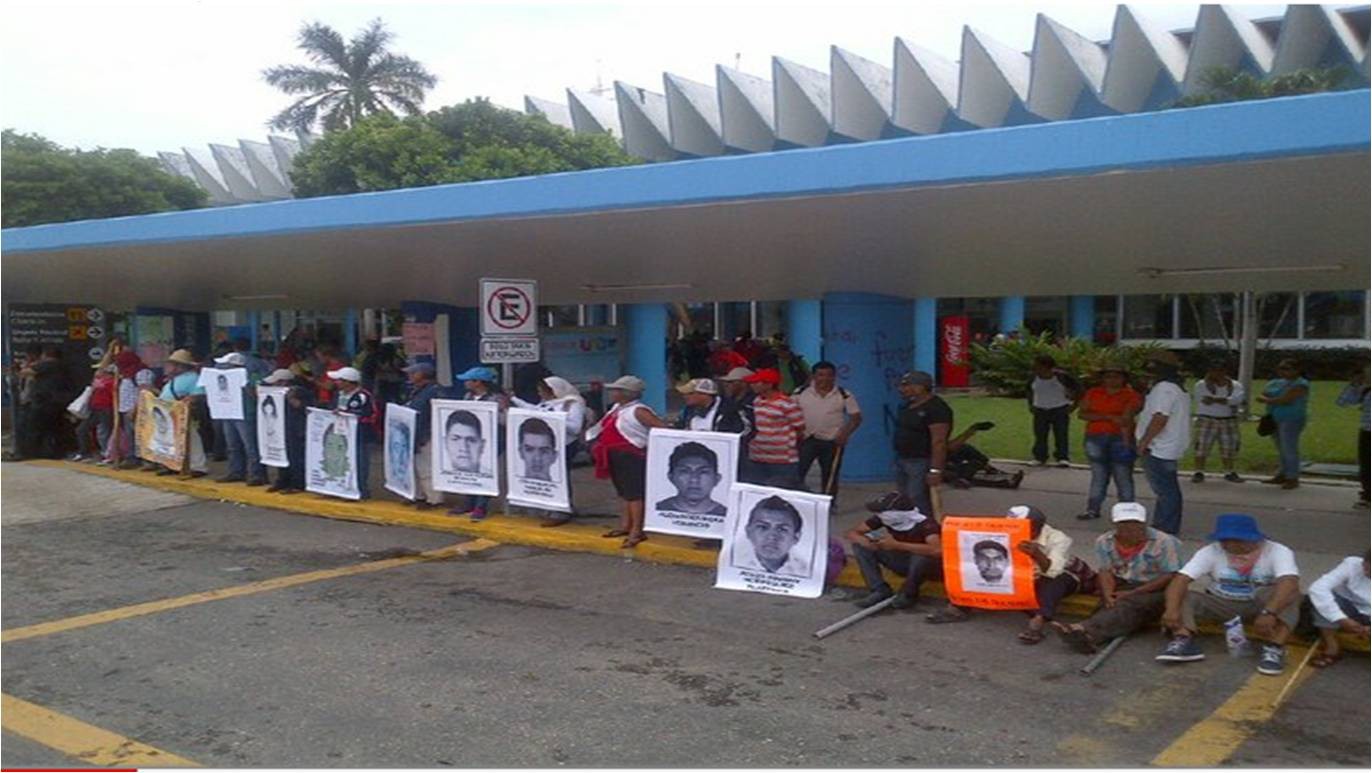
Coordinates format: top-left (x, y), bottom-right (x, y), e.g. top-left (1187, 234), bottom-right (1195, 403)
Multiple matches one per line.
top-left (743, 368), bottom-right (781, 385)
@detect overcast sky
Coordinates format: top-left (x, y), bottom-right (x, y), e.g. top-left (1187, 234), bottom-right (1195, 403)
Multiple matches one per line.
top-left (0, 1), bottom-right (1291, 155)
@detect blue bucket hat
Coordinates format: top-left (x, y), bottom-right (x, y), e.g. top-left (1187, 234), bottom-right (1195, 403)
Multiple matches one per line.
top-left (1207, 513), bottom-right (1266, 542)
top-left (455, 366), bottom-right (498, 383)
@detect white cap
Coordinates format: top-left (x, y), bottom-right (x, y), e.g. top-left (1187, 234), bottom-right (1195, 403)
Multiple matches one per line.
top-left (719, 367), bottom-right (754, 382)
top-left (262, 368), bottom-right (294, 385)
top-left (214, 352), bottom-right (247, 367)
top-left (606, 375), bottom-right (646, 393)
top-left (1111, 502), bottom-right (1148, 523)
top-left (675, 378), bottom-right (718, 396)
top-left (327, 366), bottom-right (362, 382)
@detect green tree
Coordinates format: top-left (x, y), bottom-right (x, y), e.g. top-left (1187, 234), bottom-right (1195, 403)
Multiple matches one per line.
top-left (263, 19), bottom-right (437, 133)
top-left (289, 99), bottom-right (640, 197)
top-left (1173, 65), bottom-right (1355, 108)
top-left (1, 130), bottom-right (208, 228)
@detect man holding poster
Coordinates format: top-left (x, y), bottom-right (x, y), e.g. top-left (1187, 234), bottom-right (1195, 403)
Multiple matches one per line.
top-left (645, 429), bottom-right (739, 539)
top-left (305, 407), bottom-right (361, 500)
top-left (716, 483), bottom-right (829, 599)
top-left (384, 404), bottom-right (418, 501)
top-left (431, 399), bottom-right (500, 499)
top-left (506, 408), bottom-right (571, 513)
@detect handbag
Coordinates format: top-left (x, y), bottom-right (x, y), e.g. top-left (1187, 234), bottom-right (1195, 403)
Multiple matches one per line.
top-left (1256, 414), bottom-right (1276, 437)
top-left (66, 386), bottom-right (94, 420)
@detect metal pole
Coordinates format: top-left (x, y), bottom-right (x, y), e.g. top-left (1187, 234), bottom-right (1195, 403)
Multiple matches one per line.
top-left (814, 596), bottom-right (897, 639)
top-left (1237, 290), bottom-right (1258, 420)
top-left (1079, 635), bottom-right (1126, 675)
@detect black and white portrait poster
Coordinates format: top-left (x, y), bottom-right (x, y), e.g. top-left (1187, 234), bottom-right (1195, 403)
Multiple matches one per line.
top-left (305, 407), bottom-right (361, 500)
top-left (256, 386), bottom-right (289, 468)
top-left (384, 404), bottom-right (418, 500)
top-left (199, 367), bottom-right (246, 421)
top-left (431, 399), bottom-right (499, 497)
top-left (644, 428), bottom-right (738, 538)
top-left (715, 483), bottom-right (830, 599)
top-left (505, 408), bottom-right (570, 513)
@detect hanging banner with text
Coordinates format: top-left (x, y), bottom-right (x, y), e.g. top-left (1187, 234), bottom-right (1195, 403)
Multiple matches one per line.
top-left (940, 315), bottom-right (971, 388)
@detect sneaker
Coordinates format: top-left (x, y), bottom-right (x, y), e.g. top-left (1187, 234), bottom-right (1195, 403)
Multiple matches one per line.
top-left (469, 506), bottom-right (488, 522)
top-left (1156, 636), bottom-right (1205, 662)
top-left (1031, 460), bottom-right (1048, 467)
top-left (1192, 472), bottom-right (1205, 483)
top-left (1223, 472), bottom-right (1244, 483)
top-left (1075, 511), bottom-right (1100, 521)
top-left (1056, 460), bottom-right (1071, 469)
top-left (216, 474), bottom-right (245, 483)
top-left (855, 588), bottom-right (893, 608)
top-left (1257, 644), bottom-right (1286, 675)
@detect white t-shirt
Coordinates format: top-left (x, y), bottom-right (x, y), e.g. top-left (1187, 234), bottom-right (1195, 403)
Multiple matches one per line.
top-left (1031, 376), bottom-right (1071, 410)
top-left (1179, 541), bottom-right (1299, 601)
top-left (1192, 379), bottom-right (1245, 419)
top-left (1307, 555), bottom-right (1370, 623)
top-left (198, 367), bottom-right (248, 421)
top-left (1136, 381), bottom-right (1191, 460)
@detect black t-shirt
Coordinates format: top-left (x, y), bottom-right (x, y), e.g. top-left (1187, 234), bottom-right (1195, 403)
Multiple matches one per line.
top-left (863, 514), bottom-right (941, 544)
top-left (893, 395), bottom-right (953, 459)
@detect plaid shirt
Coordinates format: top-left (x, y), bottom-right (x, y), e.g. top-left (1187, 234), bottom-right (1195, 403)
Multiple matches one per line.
top-left (1093, 527), bottom-right (1182, 584)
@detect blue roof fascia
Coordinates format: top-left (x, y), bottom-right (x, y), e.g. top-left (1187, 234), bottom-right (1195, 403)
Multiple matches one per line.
top-left (3, 89), bottom-right (1367, 255)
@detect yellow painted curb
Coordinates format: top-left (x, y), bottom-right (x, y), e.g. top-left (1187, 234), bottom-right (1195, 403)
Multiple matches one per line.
top-left (27, 460), bottom-right (1367, 653)
top-left (2, 692), bottom-right (199, 767)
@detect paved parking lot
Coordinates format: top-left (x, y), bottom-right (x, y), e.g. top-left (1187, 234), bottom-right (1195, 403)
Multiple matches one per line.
top-left (2, 464), bottom-right (1368, 767)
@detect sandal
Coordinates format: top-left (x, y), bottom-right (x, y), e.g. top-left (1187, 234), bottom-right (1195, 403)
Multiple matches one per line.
top-left (1018, 627), bottom-right (1046, 645)
top-left (1310, 652), bottom-right (1341, 669)
top-left (1051, 622), bottom-right (1098, 654)
top-left (621, 534), bottom-right (647, 549)
top-left (602, 528), bottom-right (629, 538)
top-left (925, 608), bottom-right (969, 624)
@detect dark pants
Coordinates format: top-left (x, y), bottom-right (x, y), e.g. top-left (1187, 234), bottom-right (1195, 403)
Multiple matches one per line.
top-left (356, 436), bottom-right (372, 499)
top-left (743, 459), bottom-right (802, 490)
top-left (1359, 429), bottom-right (1369, 500)
top-left (1029, 573), bottom-right (1079, 621)
top-left (797, 437), bottom-right (843, 497)
top-left (852, 545), bottom-right (940, 597)
top-left (277, 436), bottom-right (306, 490)
top-left (1031, 405), bottom-right (1072, 463)
top-left (1081, 584), bottom-right (1166, 641)
top-left (76, 408), bottom-right (112, 457)
top-left (1142, 453), bottom-right (1183, 535)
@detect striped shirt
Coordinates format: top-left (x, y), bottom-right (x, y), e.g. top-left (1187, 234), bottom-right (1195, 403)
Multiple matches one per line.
top-left (748, 393), bottom-right (805, 464)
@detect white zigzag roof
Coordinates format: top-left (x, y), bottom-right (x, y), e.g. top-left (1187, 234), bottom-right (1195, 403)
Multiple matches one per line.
top-left (161, 5), bottom-right (1371, 205)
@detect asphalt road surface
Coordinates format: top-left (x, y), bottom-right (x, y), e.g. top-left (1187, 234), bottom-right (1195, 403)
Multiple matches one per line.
top-left (2, 464), bottom-right (1368, 768)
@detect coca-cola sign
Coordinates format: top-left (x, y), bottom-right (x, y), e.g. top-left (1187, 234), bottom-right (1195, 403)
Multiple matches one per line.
top-left (940, 316), bottom-right (971, 388)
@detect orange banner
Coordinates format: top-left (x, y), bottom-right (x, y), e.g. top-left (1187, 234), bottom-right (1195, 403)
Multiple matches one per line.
top-left (941, 516), bottom-right (1039, 611)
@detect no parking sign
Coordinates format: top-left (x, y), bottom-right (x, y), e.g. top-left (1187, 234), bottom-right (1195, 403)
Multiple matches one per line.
top-left (479, 278), bottom-right (539, 363)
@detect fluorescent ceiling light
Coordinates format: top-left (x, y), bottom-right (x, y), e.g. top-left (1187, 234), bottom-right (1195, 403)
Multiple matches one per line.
top-left (580, 283), bottom-right (695, 292)
top-left (1138, 265), bottom-right (1345, 279)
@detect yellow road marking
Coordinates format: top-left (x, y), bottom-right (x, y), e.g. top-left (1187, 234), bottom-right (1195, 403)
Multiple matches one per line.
top-left (1, 539), bottom-right (498, 644)
top-left (2, 692), bottom-right (199, 767)
top-left (1150, 644), bottom-right (1314, 767)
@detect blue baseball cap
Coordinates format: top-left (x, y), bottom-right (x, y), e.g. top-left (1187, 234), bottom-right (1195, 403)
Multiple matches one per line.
top-left (1207, 513), bottom-right (1266, 542)
top-left (455, 366), bottom-right (498, 383)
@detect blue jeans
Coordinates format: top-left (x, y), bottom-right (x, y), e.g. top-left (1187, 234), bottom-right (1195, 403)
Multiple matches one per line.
top-left (895, 457), bottom-right (932, 518)
top-left (1083, 433), bottom-right (1135, 516)
top-left (355, 436), bottom-right (372, 499)
top-left (1273, 418), bottom-right (1305, 479)
top-left (223, 418), bottom-right (266, 482)
top-left (1142, 453), bottom-right (1182, 535)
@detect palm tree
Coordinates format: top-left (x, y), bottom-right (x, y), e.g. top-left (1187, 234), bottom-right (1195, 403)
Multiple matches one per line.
top-left (263, 19), bottom-right (438, 133)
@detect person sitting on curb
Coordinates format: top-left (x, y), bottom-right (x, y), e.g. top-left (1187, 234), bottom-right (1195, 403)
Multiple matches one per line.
top-left (1052, 502), bottom-right (1182, 653)
top-left (844, 492), bottom-right (942, 610)
top-left (1156, 513), bottom-right (1300, 675)
top-left (1307, 550), bottom-right (1370, 668)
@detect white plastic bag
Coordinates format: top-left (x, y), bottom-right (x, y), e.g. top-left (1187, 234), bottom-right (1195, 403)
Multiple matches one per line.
top-left (66, 386), bottom-right (94, 420)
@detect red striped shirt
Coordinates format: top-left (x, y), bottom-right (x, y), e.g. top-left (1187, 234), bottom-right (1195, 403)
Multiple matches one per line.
top-left (749, 393), bottom-right (805, 463)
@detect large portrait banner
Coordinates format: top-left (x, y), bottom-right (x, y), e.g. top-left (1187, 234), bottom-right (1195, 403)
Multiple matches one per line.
top-left (200, 367), bottom-right (246, 421)
top-left (644, 428), bottom-right (738, 538)
top-left (305, 407), bottom-right (361, 500)
top-left (715, 483), bottom-right (830, 599)
top-left (384, 404), bottom-right (418, 501)
top-left (940, 516), bottom-right (1038, 611)
top-left (135, 392), bottom-right (188, 470)
top-left (256, 386), bottom-right (289, 468)
top-left (505, 408), bottom-right (570, 512)
top-left (431, 399), bottom-right (500, 497)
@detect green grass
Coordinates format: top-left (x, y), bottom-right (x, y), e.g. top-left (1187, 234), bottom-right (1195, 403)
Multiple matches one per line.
top-left (942, 380), bottom-right (1361, 475)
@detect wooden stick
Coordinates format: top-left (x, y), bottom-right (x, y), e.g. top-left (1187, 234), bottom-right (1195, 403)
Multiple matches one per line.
top-left (930, 484), bottom-right (945, 525)
top-left (1080, 636), bottom-right (1126, 675)
top-left (1270, 643), bottom-right (1317, 709)
top-left (814, 596), bottom-right (897, 639)
top-left (825, 446), bottom-right (845, 496)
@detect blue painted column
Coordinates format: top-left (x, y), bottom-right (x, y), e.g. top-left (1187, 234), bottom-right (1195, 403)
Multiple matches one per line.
top-left (913, 298), bottom-right (937, 378)
top-left (1070, 295), bottom-right (1096, 340)
top-left (1000, 296), bottom-right (1026, 335)
top-left (247, 311), bottom-right (260, 352)
top-left (625, 303), bottom-right (668, 415)
top-left (821, 292), bottom-right (913, 482)
top-left (344, 309), bottom-right (358, 358)
top-left (786, 299), bottom-right (822, 363)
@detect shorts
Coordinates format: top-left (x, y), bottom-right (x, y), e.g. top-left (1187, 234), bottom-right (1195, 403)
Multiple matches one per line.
top-left (1194, 416), bottom-right (1240, 458)
top-left (608, 448), bottom-right (646, 501)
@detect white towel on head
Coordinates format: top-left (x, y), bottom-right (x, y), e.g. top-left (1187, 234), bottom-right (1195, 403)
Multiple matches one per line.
top-left (877, 509), bottom-right (927, 532)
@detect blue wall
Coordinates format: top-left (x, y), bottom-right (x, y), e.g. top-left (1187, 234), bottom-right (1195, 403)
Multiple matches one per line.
top-left (1000, 296), bottom-right (1026, 334)
top-left (913, 298), bottom-right (937, 378)
top-left (1070, 295), bottom-right (1096, 339)
top-left (786, 299), bottom-right (822, 364)
top-left (625, 303), bottom-right (668, 415)
top-left (821, 292), bottom-right (913, 481)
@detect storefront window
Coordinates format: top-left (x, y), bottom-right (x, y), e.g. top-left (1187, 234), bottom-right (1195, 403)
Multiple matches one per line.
top-left (1256, 293), bottom-right (1298, 340)
top-left (1121, 295), bottom-right (1174, 340)
top-left (756, 301), bottom-right (786, 340)
top-left (1024, 296), bottom-right (1069, 337)
top-left (717, 302), bottom-right (751, 341)
top-left (1094, 296), bottom-right (1119, 344)
top-left (541, 305), bottom-right (580, 329)
top-left (1303, 291), bottom-right (1367, 339)
top-left (1178, 293), bottom-right (1237, 342)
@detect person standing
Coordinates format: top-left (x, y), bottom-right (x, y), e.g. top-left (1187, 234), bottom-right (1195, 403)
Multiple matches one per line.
top-left (1135, 352), bottom-right (1190, 535)
top-left (72, 363), bottom-right (116, 463)
top-left (673, 378), bottom-right (749, 435)
top-left (586, 375), bottom-right (671, 548)
top-left (1335, 366), bottom-right (1369, 507)
top-left (794, 361), bottom-right (862, 498)
top-left (111, 351), bottom-right (156, 469)
top-left (742, 368), bottom-right (806, 489)
top-left (511, 375), bottom-right (589, 527)
top-left (1027, 355), bottom-right (1081, 467)
top-left (1076, 364), bottom-right (1142, 520)
top-left (401, 363), bottom-right (446, 511)
top-left (892, 371), bottom-right (952, 520)
top-left (207, 352), bottom-right (267, 486)
top-left (157, 349), bottom-right (208, 477)
top-left (452, 366), bottom-right (504, 520)
top-left (330, 366), bottom-right (377, 500)
top-left (1256, 358), bottom-right (1310, 490)
top-left (1191, 361), bottom-right (1246, 483)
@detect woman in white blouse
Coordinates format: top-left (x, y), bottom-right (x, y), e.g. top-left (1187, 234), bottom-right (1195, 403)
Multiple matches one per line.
top-left (511, 376), bottom-right (587, 526)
